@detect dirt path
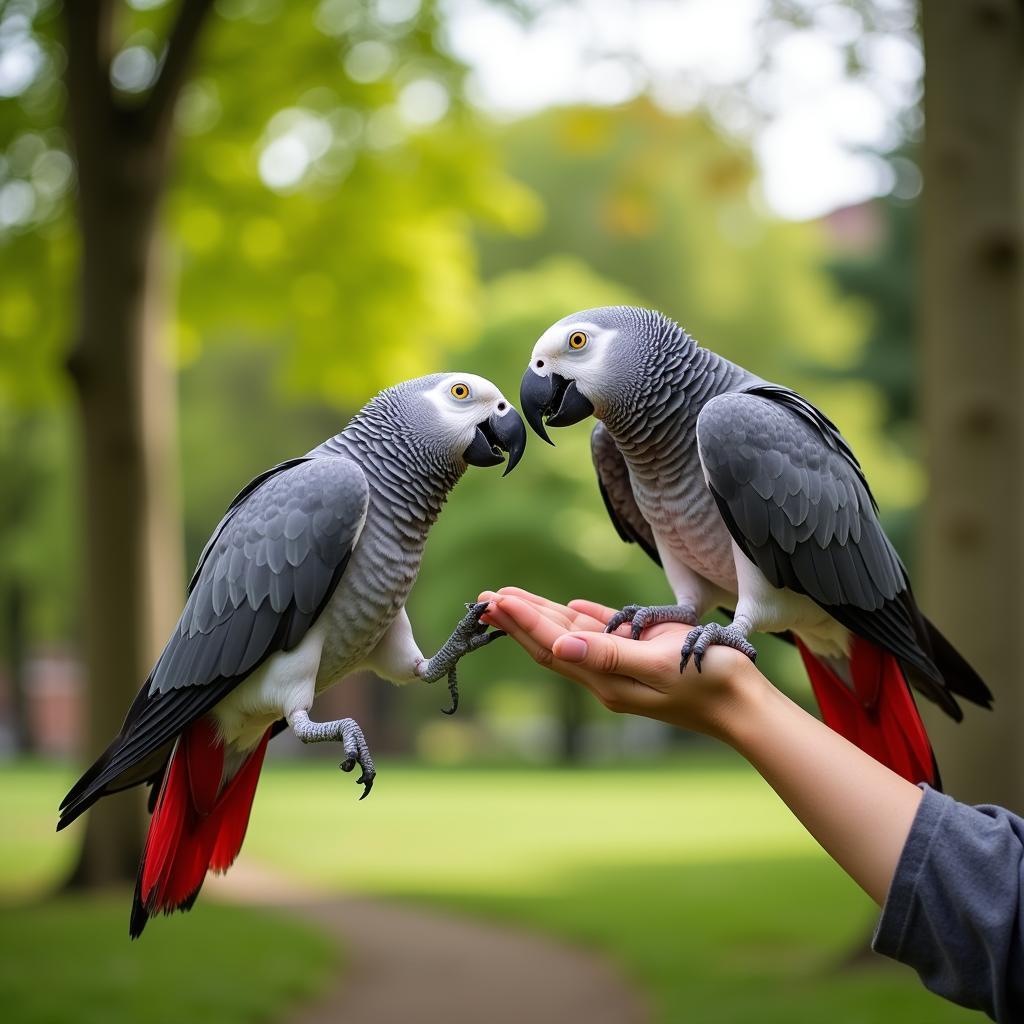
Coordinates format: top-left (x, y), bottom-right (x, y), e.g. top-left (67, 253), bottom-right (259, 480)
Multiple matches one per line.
top-left (208, 861), bottom-right (649, 1024)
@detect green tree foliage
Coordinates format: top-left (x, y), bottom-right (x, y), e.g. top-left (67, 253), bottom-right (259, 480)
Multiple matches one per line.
top-left (0, 0), bottom-right (538, 405)
top-left (0, 0), bottom-right (535, 653)
top-left (477, 102), bottom-right (922, 519)
top-left (1, 12), bottom-right (913, 757)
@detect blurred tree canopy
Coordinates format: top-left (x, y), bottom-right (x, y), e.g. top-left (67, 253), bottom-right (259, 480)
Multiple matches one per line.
top-left (0, 0), bottom-right (535, 662)
top-left (0, 0), bottom-right (538, 394)
top-left (0, 3), bottom-right (924, 770)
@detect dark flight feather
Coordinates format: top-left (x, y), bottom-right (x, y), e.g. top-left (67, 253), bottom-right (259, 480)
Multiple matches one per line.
top-left (58, 457), bottom-right (368, 830)
top-left (697, 385), bottom-right (990, 719)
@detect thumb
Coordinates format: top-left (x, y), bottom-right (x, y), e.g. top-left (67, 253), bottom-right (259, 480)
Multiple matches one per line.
top-left (553, 631), bottom-right (639, 675)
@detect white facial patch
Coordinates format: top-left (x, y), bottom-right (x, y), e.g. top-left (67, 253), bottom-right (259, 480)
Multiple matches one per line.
top-left (424, 373), bottom-right (511, 433)
top-left (529, 320), bottom-right (618, 400)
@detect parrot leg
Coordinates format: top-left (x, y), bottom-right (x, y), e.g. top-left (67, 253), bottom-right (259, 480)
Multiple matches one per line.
top-left (417, 601), bottom-right (506, 715)
top-left (604, 603), bottom-right (699, 640)
top-left (679, 621), bottom-right (758, 673)
top-left (288, 709), bottom-right (376, 799)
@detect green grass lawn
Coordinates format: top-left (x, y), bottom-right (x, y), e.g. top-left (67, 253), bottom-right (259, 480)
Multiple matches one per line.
top-left (0, 765), bottom-right (336, 1024)
top-left (0, 897), bottom-right (335, 1024)
top-left (2, 755), bottom-right (979, 1023)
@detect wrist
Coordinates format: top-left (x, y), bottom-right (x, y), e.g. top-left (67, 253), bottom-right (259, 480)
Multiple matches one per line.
top-left (703, 660), bottom-right (779, 748)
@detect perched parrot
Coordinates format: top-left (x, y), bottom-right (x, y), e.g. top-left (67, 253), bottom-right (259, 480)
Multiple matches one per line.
top-left (520, 305), bottom-right (992, 786)
top-left (58, 373), bottom-right (525, 937)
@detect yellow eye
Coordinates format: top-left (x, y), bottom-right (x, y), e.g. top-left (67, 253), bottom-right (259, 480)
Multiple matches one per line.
top-left (568, 330), bottom-right (588, 350)
top-left (450, 382), bottom-right (470, 399)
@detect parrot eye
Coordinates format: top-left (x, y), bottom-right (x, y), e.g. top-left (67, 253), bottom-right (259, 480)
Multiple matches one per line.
top-left (568, 331), bottom-right (588, 350)
top-left (450, 382), bottom-right (471, 400)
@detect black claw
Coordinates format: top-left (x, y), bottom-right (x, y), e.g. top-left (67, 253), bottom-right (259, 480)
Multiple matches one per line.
top-left (679, 628), bottom-right (701, 674)
top-left (441, 667), bottom-right (459, 715)
top-left (340, 757), bottom-right (356, 772)
top-left (471, 628), bottom-right (505, 651)
top-left (357, 773), bottom-right (375, 800)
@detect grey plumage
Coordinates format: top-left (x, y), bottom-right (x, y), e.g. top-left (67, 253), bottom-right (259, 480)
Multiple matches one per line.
top-left (591, 423), bottom-right (660, 565)
top-left (520, 305), bottom-right (992, 727)
top-left (59, 373), bottom-right (524, 833)
top-left (697, 387), bottom-right (963, 716)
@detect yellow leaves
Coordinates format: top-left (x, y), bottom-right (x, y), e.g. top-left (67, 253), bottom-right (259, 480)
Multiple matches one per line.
top-left (473, 172), bottom-right (544, 236)
top-left (702, 154), bottom-right (752, 198)
top-left (602, 189), bottom-right (657, 239)
top-left (559, 108), bottom-right (614, 155)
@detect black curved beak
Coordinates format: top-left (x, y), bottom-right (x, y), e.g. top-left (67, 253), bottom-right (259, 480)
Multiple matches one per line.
top-left (463, 407), bottom-right (528, 476)
top-left (519, 367), bottom-right (595, 445)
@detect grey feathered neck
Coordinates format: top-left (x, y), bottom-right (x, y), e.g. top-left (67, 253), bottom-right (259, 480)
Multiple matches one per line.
top-left (309, 385), bottom-right (464, 532)
top-left (599, 314), bottom-right (749, 455)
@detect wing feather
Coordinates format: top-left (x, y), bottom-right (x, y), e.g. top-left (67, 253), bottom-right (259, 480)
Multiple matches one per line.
top-left (590, 422), bottom-right (661, 566)
top-left (696, 387), bottom-right (959, 716)
top-left (58, 456), bottom-right (369, 829)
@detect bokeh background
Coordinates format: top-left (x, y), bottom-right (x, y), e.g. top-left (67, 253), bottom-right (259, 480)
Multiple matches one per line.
top-left (1, 1), bottom-right (1020, 1021)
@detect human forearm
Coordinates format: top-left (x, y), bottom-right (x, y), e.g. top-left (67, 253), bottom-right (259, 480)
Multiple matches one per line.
top-left (719, 674), bottom-right (923, 905)
top-left (483, 588), bottom-right (923, 905)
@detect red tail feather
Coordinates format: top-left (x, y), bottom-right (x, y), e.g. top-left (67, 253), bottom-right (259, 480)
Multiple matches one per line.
top-left (795, 636), bottom-right (937, 786)
top-left (135, 716), bottom-right (270, 932)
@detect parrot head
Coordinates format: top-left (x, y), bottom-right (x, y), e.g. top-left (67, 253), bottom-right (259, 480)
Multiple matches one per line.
top-left (520, 305), bottom-right (670, 444)
top-left (412, 372), bottom-right (527, 476)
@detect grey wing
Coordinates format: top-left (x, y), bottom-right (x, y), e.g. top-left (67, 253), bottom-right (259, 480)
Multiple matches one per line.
top-left (591, 422), bottom-right (661, 566)
top-left (58, 457), bottom-right (369, 828)
top-left (696, 388), bottom-right (955, 711)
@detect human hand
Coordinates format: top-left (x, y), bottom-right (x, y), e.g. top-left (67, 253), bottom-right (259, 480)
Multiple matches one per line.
top-left (478, 587), bottom-right (767, 741)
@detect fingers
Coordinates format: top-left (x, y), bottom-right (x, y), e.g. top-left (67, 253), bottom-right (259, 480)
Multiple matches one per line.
top-left (484, 599), bottom-right (662, 713)
top-left (483, 595), bottom-right (572, 656)
top-left (478, 588), bottom-right (607, 633)
top-left (552, 629), bottom-right (679, 683)
top-left (478, 586), bottom-right (569, 619)
top-left (496, 586), bottom-right (568, 612)
top-left (567, 599), bottom-right (620, 626)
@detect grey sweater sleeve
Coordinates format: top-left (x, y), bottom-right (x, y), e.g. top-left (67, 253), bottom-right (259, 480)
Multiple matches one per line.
top-left (872, 785), bottom-right (1024, 1021)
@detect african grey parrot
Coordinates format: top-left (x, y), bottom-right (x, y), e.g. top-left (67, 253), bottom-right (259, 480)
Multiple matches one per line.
top-left (58, 373), bottom-right (525, 937)
top-left (519, 305), bottom-right (991, 786)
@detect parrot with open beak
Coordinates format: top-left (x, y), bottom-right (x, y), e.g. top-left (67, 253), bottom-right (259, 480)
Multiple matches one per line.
top-left (520, 305), bottom-right (991, 787)
top-left (58, 373), bottom-right (525, 936)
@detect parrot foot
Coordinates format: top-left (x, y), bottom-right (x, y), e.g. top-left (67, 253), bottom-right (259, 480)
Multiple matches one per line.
top-left (605, 603), bottom-right (699, 640)
top-left (419, 602), bottom-right (506, 714)
top-left (289, 709), bottom-right (376, 799)
top-left (679, 623), bottom-right (757, 674)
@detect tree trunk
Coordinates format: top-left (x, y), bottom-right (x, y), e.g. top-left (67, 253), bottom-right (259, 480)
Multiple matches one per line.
top-left (62, 0), bottom-right (193, 888)
top-left (918, 0), bottom-right (1024, 811)
top-left (63, 166), bottom-right (182, 887)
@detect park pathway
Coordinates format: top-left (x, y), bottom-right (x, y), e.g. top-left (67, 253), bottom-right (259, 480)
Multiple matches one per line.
top-left (208, 861), bottom-right (650, 1024)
